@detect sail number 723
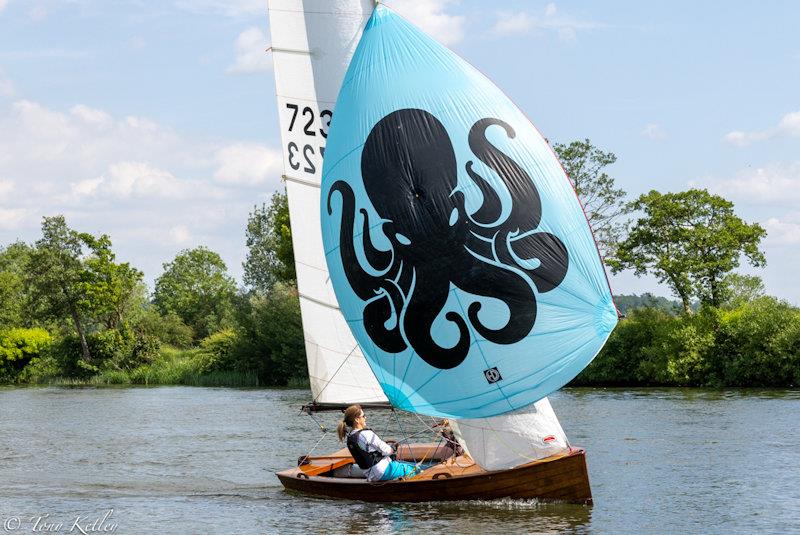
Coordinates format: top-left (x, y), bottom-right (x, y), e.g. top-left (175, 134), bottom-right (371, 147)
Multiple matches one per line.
top-left (285, 103), bottom-right (332, 175)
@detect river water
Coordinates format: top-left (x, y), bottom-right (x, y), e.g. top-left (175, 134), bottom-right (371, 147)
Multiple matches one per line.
top-left (0, 386), bottom-right (798, 534)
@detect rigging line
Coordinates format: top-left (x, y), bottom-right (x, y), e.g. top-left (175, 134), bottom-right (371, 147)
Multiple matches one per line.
top-left (304, 340), bottom-right (358, 359)
top-left (282, 174), bottom-right (320, 189)
top-left (275, 93), bottom-right (337, 105)
top-left (268, 8), bottom-right (372, 16)
top-left (294, 258), bottom-right (328, 272)
top-left (267, 47), bottom-right (311, 55)
top-left (391, 409), bottom-right (417, 465)
top-left (307, 410), bottom-right (328, 433)
top-left (311, 343), bottom-right (360, 403)
top-left (303, 429), bottom-right (330, 460)
top-left (299, 292), bottom-right (340, 311)
top-left (399, 427), bottom-right (438, 442)
top-left (412, 438), bottom-right (445, 473)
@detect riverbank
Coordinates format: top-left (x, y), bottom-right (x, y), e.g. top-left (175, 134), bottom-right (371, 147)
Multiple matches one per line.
top-left (3, 347), bottom-right (309, 389)
top-left (2, 297), bottom-right (798, 389)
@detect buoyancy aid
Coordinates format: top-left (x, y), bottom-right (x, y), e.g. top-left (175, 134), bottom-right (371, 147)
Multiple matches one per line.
top-left (346, 429), bottom-right (386, 470)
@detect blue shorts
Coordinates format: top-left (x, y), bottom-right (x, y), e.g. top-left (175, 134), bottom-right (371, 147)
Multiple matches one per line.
top-left (379, 460), bottom-right (419, 481)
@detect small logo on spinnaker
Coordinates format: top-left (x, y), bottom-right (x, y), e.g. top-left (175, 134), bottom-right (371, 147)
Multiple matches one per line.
top-left (543, 435), bottom-right (557, 443)
top-left (484, 367), bottom-right (503, 384)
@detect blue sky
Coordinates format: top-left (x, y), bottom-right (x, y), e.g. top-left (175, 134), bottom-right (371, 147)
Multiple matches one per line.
top-left (0, 0), bottom-right (798, 304)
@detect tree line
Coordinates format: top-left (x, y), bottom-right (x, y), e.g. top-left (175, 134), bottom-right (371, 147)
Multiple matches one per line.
top-left (0, 193), bottom-right (306, 386)
top-left (1, 139), bottom-right (797, 387)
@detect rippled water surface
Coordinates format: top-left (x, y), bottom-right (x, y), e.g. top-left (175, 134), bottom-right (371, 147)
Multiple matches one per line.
top-left (1, 386), bottom-right (798, 534)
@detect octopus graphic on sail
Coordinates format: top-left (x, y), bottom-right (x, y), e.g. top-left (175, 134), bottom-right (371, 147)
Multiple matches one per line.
top-left (328, 109), bottom-right (569, 370)
top-left (321, 5), bottom-right (617, 419)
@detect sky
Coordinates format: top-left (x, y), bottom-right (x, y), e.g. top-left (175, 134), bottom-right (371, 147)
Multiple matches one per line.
top-left (0, 0), bottom-right (798, 304)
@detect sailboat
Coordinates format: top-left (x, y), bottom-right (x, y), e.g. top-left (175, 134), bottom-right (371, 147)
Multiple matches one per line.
top-left (269, 0), bottom-right (617, 504)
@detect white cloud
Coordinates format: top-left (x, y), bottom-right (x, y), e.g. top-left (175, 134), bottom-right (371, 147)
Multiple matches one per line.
top-left (702, 161), bottom-right (800, 206)
top-left (0, 208), bottom-right (26, 231)
top-left (214, 143), bottom-right (282, 186)
top-left (129, 37), bottom-right (146, 50)
top-left (0, 69), bottom-right (13, 98)
top-left (173, 0), bottom-right (263, 18)
top-left (0, 100), bottom-right (192, 173)
top-left (777, 111), bottom-right (800, 136)
top-left (169, 225), bottom-right (192, 244)
top-left (70, 176), bottom-right (103, 197)
top-left (765, 217), bottom-right (800, 245)
top-left (0, 0), bottom-right (7, 13)
top-left (0, 179), bottom-right (14, 197)
top-left (29, 5), bottom-right (47, 21)
top-left (227, 27), bottom-right (271, 74)
top-left (492, 13), bottom-right (536, 36)
top-left (641, 123), bottom-right (667, 140)
top-left (490, 3), bottom-right (605, 41)
top-left (384, 0), bottom-right (466, 45)
top-left (558, 27), bottom-right (576, 42)
top-left (70, 161), bottom-right (227, 202)
top-left (0, 99), bottom-right (280, 284)
top-left (70, 104), bottom-right (112, 127)
top-left (724, 110), bottom-right (800, 147)
top-left (104, 161), bottom-right (191, 199)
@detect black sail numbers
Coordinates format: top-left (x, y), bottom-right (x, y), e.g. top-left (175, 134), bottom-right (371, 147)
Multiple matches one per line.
top-left (327, 108), bottom-right (568, 370)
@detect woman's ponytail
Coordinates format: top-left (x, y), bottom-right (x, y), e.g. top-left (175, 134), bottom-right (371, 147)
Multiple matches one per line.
top-left (337, 404), bottom-right (362, 442)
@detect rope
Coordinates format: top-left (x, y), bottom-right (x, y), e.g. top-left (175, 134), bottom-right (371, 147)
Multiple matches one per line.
top-left (412, 437), bottom-right (444, 472)
top-left (391, 408), bottom-right (415, 463)
top-left (307, 410), bottom-right (328, 433)
top-left (303, 429), bottom-right (330, 461)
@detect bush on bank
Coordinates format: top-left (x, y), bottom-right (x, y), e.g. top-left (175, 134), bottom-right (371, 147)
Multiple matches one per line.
top-left (0, 328), bottom-right (53, 383)
top-left (573, 296), bottom-right (800, 387)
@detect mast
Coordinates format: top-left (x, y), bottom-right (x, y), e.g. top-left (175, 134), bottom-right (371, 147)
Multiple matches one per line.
top-left (267, 0), bottom-right (386, 405)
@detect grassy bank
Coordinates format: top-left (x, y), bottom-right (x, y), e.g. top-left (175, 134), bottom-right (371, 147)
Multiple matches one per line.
top-left (18, 347), bottom-right (267, 388)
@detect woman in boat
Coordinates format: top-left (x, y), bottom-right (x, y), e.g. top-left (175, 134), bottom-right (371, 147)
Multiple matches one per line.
top-left (337, 405), bottom-right (419, 482)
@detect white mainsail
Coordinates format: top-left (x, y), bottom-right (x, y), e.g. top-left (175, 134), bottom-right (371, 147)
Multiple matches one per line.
top-left (268, 0), bottom-right (570, 469)
top-left (267, 0), bottom-right (386, 405)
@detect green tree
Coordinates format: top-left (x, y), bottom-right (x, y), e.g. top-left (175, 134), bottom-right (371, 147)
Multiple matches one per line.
top-left (243, 190), bottom-right (296, 293)
top-left (26, 216), bottom-right (148, 366)
top-left (613, 293), bottom-right (682, 316)
top-left (27, 216), bottom-right (94, 362)
top-left (80, 234), bottom-right (145, 330)
top-left (0, 241), bottom-right (33, 329)
top-left (153, 246), bottom-right (237, 340)
top-left (610, 189), bottom-right (766, 313)
top-left (553, 139), bottom-right (628, 260)
top-left (719, 273), bottom-right (765, 308)
top-left (234, 282), bottom-right (306, 385)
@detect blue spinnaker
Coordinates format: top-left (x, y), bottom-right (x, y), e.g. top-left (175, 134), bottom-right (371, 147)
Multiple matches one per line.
top-left (321, 6), bottom-right (617, 418)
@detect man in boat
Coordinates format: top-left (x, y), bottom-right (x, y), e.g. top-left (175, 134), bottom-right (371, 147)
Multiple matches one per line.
top-left (337, 405), bottom-right (419, 482)
top-left (437, 419), bottom-right (464, 458)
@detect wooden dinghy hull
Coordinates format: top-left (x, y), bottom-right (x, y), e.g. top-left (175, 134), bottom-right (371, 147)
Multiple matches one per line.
top-left (277, 446), bottom-right (592, 504)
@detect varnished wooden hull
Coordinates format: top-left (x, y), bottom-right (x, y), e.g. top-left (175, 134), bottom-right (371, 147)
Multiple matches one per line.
top-left (277, 446), bottom-right (592, 504)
